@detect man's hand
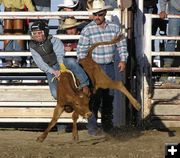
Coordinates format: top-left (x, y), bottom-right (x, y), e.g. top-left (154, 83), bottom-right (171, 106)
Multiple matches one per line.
top-left (159, 11), bottom-right (167, 19)
top-left (52, 70), bottom-right (61, 78)
top-left (118, 61), bottom-right (126, 72)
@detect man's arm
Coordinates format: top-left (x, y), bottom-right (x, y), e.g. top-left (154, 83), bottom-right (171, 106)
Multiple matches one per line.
top-left (30, 48), bottom-right (54, 74)
top-left (51, 37), bottom-right (65, 65)
top-left (116, 37), bottom-right (128, 72)
top-left (77, 29), bottom-right (90, 60)
top-left (159, 0), bottom-right (168, 19)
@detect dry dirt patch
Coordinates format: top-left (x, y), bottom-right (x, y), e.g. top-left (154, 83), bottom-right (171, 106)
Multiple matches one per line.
top-left (0, 128), bottom-right (179, 158)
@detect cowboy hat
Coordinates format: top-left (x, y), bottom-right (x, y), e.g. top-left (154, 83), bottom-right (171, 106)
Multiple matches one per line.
top-left (88, 0), bottom-right (113, 13)
top-left (58, 0), bottom-right (79, 8)
top-left (60, 17), bottom-right (84, 30)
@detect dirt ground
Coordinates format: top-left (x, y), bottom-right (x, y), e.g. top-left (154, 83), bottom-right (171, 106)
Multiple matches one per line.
top-left (0, 127), bottom-right (180, 158)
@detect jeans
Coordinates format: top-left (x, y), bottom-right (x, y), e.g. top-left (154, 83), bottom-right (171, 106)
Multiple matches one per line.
top-left (164, 4), bottom-right (180, 66)
top-left (5, 40), bottom-right (22, 61)
top-left (87, 62), bottom-right (115, 133)
top-left (46, 63), bottom-right (60, 99)
top-left (63, 57), bottom-right (89, 88)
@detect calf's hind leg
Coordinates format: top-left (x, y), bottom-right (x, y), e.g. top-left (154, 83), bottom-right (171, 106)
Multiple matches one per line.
top-left (95, 71), bottom-right (141, 110)
top-left (36, 102), bottom-right (64, 142)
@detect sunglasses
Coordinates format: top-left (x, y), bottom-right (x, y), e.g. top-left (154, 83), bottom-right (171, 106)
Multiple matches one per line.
top-left (93, 12), bottom-right (106, 17)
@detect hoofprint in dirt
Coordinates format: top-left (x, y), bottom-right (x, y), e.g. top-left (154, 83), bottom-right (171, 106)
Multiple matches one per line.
top-left (0, 127), bottom-right (180, 158)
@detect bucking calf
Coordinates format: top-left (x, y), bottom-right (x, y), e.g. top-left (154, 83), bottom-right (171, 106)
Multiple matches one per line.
top-left (79, 34), bottom-right (141, 111)
top-left (36, 71), bottom-right (92, 142)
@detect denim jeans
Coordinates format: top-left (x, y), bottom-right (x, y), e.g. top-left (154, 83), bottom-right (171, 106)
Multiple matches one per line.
top-left (164, 4), bottom-right (180, 66)
top-left (87, 62), bottom-right (115, 134)
top-left (5, 40), bottom-right (22, 61)
top-left (46, 63), bottom-right (60, 99)
top-left (63, 57), bottom-right (89, 88)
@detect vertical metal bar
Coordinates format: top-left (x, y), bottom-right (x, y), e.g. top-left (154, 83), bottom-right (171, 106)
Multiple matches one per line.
top-left (143, 14), bottom-right (152, 119)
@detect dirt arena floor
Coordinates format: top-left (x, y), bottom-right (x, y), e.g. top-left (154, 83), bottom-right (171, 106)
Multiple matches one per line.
top-left (0, 126), bottom-right (180, 158)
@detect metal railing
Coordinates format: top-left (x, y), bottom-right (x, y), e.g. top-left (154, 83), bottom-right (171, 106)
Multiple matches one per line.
top-left (143, 14), bottom-right (180, 119)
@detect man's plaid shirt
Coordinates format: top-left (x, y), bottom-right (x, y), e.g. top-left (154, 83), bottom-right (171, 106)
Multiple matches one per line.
top-left (77, 21), bottom-right (128, 64)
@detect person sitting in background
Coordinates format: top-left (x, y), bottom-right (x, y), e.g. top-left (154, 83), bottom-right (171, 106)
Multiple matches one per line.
top-left (29, 21), bottom-right (89, 99)
top-left (159, 0), bottom-right (180, 68)
top-left (58, 0), bottom-right (88, 12)
top-left (0, 0), bottom-right (35, 67)
top-left (57, 0), bottom-right (90, 34)
top-left (60, 17), bottom-right (85, 52)
top-left (144, 0), bottom-right (159, 51)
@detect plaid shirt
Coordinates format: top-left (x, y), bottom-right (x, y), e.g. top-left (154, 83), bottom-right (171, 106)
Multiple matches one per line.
top-left (77, 21), bottom-right (128, 64)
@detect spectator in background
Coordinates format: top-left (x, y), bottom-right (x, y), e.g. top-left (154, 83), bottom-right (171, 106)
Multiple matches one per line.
top-left (57, 0), bottom-right (90, 34)
top-left (144, 0), bottom-right (159, 51)
top-left (0, 0), bottom-right (35, 67)
top-left (58, 0), bottom-right (88, 11)
top-left (30, 0), bottom-right (51, 25)
top-left (77, 0), bottom-right (128, 135)
top-left (57, 0), bottom-right (79, 34)
top-left (60, 17), bottom-right (85, 52)
top-left (159, 0), bottom-right (180, 67)
top-left (58, 0), bottom-right (79, 12)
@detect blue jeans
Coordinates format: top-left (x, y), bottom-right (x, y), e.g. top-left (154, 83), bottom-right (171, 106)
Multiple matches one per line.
top-left (87, 62), bottom-right (115, 134)
top-left (164, 4), bottom-right (180, 66)
top-left (5, 40), bottom-right (22, 61)
top-left (46, 63), bottom-right (60, 99)
top-left (63, 57), bottom-right (89, 88)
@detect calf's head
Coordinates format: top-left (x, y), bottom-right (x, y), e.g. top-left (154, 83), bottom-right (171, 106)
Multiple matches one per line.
top-left (67, 91), bottom-right (92, 119)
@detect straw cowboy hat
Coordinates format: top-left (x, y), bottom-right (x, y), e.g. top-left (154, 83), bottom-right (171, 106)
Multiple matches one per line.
top-left (88, 0), bottom-right (113, 13)
top-left (58, 0), bottom-right (79, 9)
top-left (60, 17), bottom-right (84, 30)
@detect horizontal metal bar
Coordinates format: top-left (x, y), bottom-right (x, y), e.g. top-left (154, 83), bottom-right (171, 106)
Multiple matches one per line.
top-left (151, 51), bottom-right (180, 56)
top-left (152, 67), bottom-right (180, 72)
top-left (0, 85), bottom-right (49, 89)
top-left (0, 52), bottom-right (31, 56)
top-left (0, 10), bottom-right (115, 18)
top-left (151, 36), bottom-right (180, 40)
top-left (0, 51), bottom-right (77, 56)
top-left (0, 118), bottom-right (101, 123)
top-left (154, 84), bottom-right (180, 89)
top-left (150, 14), bottom-right (180, 19)
top-left (0, 68), bottom-right (42, 73)
top-left (0, 11), bottom-right (91, 20)
top-left (0, 76), bottom-right (46, 80)
top-left (0, 118), bottom-right (86, 123)
top-left (0, 101), bottom-right (56, 106)
top-left (0, 34), bottom-right (80, 40)
top-left (0, 11), bottom-right (91, 16)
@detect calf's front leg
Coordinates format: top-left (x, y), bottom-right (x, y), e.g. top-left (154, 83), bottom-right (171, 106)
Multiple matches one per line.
top-left (72, 111), bottom-right (79, 141)
top-left (37, 102), bottom-right (64, 142)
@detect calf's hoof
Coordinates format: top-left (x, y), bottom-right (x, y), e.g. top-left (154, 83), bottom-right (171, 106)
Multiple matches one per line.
top-left (36, 135), bottom-right (46, 143)
top-left (73, 135), bottom-right (79, 141)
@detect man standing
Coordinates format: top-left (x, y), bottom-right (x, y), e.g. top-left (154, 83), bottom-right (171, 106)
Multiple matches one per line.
top-left (77, 0), bottom-right (128, 135)
top-left (159, 0), bottom-right (180, 67)
top-left (29, 21), bottom-right (89, 99)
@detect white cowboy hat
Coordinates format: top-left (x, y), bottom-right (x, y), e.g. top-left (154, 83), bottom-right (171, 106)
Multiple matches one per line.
top-left (88, 0), bottom-right (113, 13)
top-left (60, 17), bottom-right (84, 30)
top-left (58, 0), bottom-right (79, 8)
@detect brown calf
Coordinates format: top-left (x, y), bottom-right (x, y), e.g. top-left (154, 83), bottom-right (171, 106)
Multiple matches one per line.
top-left (37, 71), bottom-right (92, 142)
top-left (79, 34), bottom-right (141, 111)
